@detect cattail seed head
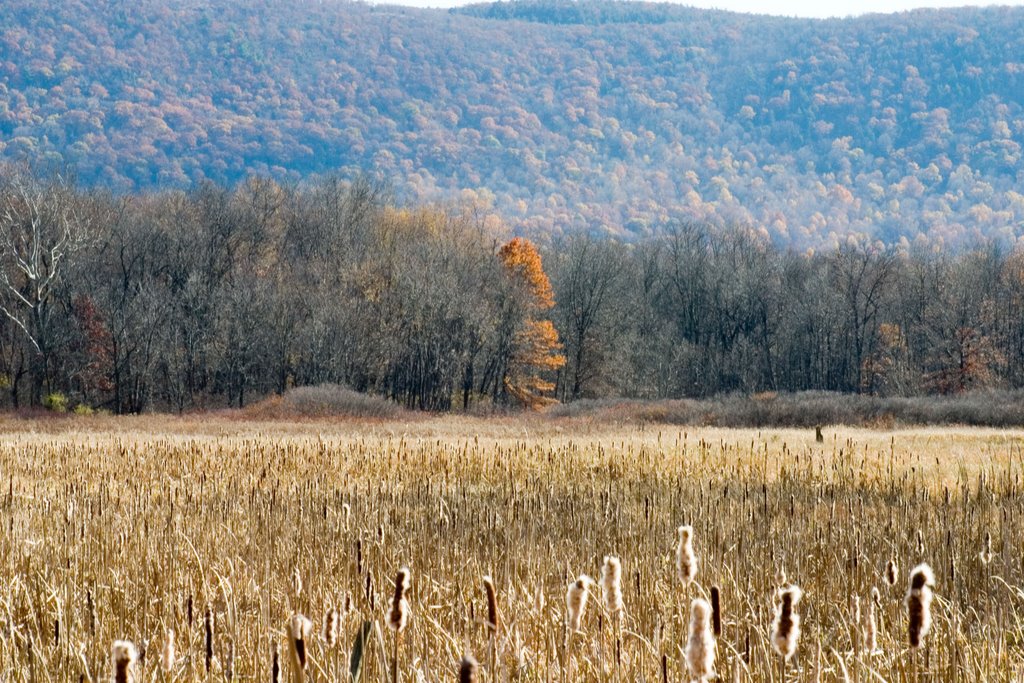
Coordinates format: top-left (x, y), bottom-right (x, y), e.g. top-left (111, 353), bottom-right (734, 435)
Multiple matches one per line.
top-left (161, 629), bottom-right (175, 673)
top-left (915, 529), bottom-right (925, 555)
top-left (686, 597), bottom-right (716, 681)
top-left (322, 608), bottom-right (339, 648)
top-left (204, 606), bottom-right (214, 673)
top-left (885, 558), bottom-right (898, 586)
top-left (459, 653), bottom-right (479, 683)
top-left (979, 531), bottom-right (993, 565)
top-left (864, 588), bottom-right (879, 655)
top-left (223, 640), bottom-right (234, 681)
top-left (112, 640), bottom-right (138, 683)
top-left (389, 567), bottom-right (411, 632)
top-left (600, 556), bottom-right (623, 624)
top-left (288, 614), bottom-right (313, 671)
top-left (676, 525), bottom-right (698, 586)
top-left (710, 586), bottom-right (722, 638)
top-left (775, 566), bottom-right (787, 588)
top-left (482, 575), bottom-right (499, 633)
top-left (271, 640), bottom-right (281, 683)
top-left (770, 585), bottom-right (802, 661)
top-left (566, 575), bottom-right (591, 632)
top-left (905, 563), bottom-right (934, 649)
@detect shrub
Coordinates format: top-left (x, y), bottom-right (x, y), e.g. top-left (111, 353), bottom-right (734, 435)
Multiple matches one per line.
top-left (42, 392), bottom-right (68, 413)
top-left (73, 403), bottom-right (95, 416)
top-left (247, 384), bottom-right (404, 419)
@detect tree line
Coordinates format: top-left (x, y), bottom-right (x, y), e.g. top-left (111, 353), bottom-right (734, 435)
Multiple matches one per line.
top-left (0, 168), bottom-right (1022, 414)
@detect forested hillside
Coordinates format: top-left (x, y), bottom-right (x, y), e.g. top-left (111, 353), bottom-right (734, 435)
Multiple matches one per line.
top-left (2, 0), bottom-right (1024, 247)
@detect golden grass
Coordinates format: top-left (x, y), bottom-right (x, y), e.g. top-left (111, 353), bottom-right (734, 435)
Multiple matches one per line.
top-left (0, 414), bottom-right (1021, 680)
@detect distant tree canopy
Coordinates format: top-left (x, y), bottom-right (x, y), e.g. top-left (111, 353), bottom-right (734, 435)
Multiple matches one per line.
top-left (1, 0), bottom-right (1024, 247)
top-left (2, 169), bottom-right (1024, 413)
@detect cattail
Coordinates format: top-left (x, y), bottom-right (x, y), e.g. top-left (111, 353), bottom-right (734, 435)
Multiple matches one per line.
top-left (915, 530), bottom-right (924, 555)
top-left (905, 563), bottom-right (934, 649)
top-left (676, 525), bottom-right (698, 586)
top-left (271, 640), bottom-right (281, 683)
top-left (288, 614), bottom-right (313, 674)
top-left (885, 558), bottom-right (898, 586)
top-left (161, 629), bottom-right (175, 673)
top-left (775, 566), bottom-right (787, 588)
top-left (566, 575), bottom-right (591, 632)
top-left (459, 653), bottom-right (478, 683)
top-left (979, 531), bottom-right (993, 565)
top-left (204, 606), bottom-right (214, 673)
top-left (111, 640), bottom-right (138, 683)
top-left (292, 567), bottom-right (303, 597)
top-left (389, 567), bottom-right (411, 632)
top-left (864, 587), bottom-right (879, 655)
top-left (483, 575), bottom-right (500, 633)
top-left (322, 607), bottom-right (339, 648)
top-left (224, 640), bottom-right (234, 681)
top-left (686, 598), bottom-right (716, 682)
top-left (710, 586), bottom-right (722, 638)
top-left (770, 585), bottom-right (802, 661)
top-left (600, 556), bottom-right (623, 624)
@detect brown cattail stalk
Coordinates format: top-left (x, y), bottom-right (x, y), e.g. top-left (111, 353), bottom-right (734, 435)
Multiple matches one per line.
top-left (322, 608), bottom-right (339, 648)
top-left (905, 563), bottom-right (934, 649)
top-left (271, 640), bottom-right (281, 683)
top-left (686, 598), bottom-right (716, 682)
top-left (204, 606), bottom-right (214, 674)
top-left (600, 557), bottom-right (623, 624)
top-left (389, 568), bottom-right (411, 683)
top-left (885, 558), bottom-right (898, 587)
top-left (288, 614), bottom-right (313, 682)
top-left (459, 653), bottom-right (478, 683)
top-left (483, 575), bottom-right (500, 633)
top-left (676, 525), bottom-right (698, 587)
top-left (770, 585), bottom-right (802, 661)
top-left (111, 640), bottom-right (138, 683)
top-left (389, 567), bottom-right (411, 632)
top-left (710, 586), bottom-right (722, 638)
top-left (566, 575), bottom-right (591, 633)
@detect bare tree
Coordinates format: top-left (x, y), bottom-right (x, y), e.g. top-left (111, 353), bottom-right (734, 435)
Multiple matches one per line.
top-left (0, 170), bottom-right (96, 401)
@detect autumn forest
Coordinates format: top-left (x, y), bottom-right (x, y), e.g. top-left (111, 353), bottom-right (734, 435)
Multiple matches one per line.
top-left (1, 169), bottom-right (1024, 415)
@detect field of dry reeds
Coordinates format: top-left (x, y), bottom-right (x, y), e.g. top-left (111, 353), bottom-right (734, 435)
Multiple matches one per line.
top-left (0, 415), bottom-right (1021, 681)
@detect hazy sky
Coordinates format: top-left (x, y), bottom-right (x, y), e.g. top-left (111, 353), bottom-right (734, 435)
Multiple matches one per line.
top-left (378, 0), bottom-right (1024, 18)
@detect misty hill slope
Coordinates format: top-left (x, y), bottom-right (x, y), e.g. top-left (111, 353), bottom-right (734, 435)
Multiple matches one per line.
top-left (1, 0), bottom-right (1023, 246)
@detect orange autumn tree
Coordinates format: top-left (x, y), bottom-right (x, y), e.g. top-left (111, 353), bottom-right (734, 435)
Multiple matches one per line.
top-left (498, 237), bottom-right (565, 408)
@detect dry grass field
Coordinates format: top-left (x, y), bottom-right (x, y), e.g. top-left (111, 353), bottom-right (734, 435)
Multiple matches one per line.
top-left (0, 414), bottom-right (1021, 681)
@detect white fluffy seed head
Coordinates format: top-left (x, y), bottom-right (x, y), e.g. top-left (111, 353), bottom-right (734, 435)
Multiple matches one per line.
top-left (905, 563), bottom-right (935, 648)
top-left (288, 614), bottom-right (313, 670)
top-left (885, 558), bottom-right (898, 586)
top-left (389, 567), bottom-right (412, 632)
top-left (161, 629), bottom-right (175, 673)
top-left (686, 598), bottom-right (716, 681)
top-left (601, 556), bottom-right (623, 622)
top-left (112, 640), bottom-right (138, 683)
top-left (322, 608), bottom-right (339, 647)
top-left (770, 585), bottom-right (802, 661)
top-left (566, 575), bottom-right (591, 632)
top-left (676, 525), bottom-right (697, 586)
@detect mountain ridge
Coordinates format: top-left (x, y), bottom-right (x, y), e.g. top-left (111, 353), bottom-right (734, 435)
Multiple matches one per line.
top-left (2, 0), bottom-right (1024, 247)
